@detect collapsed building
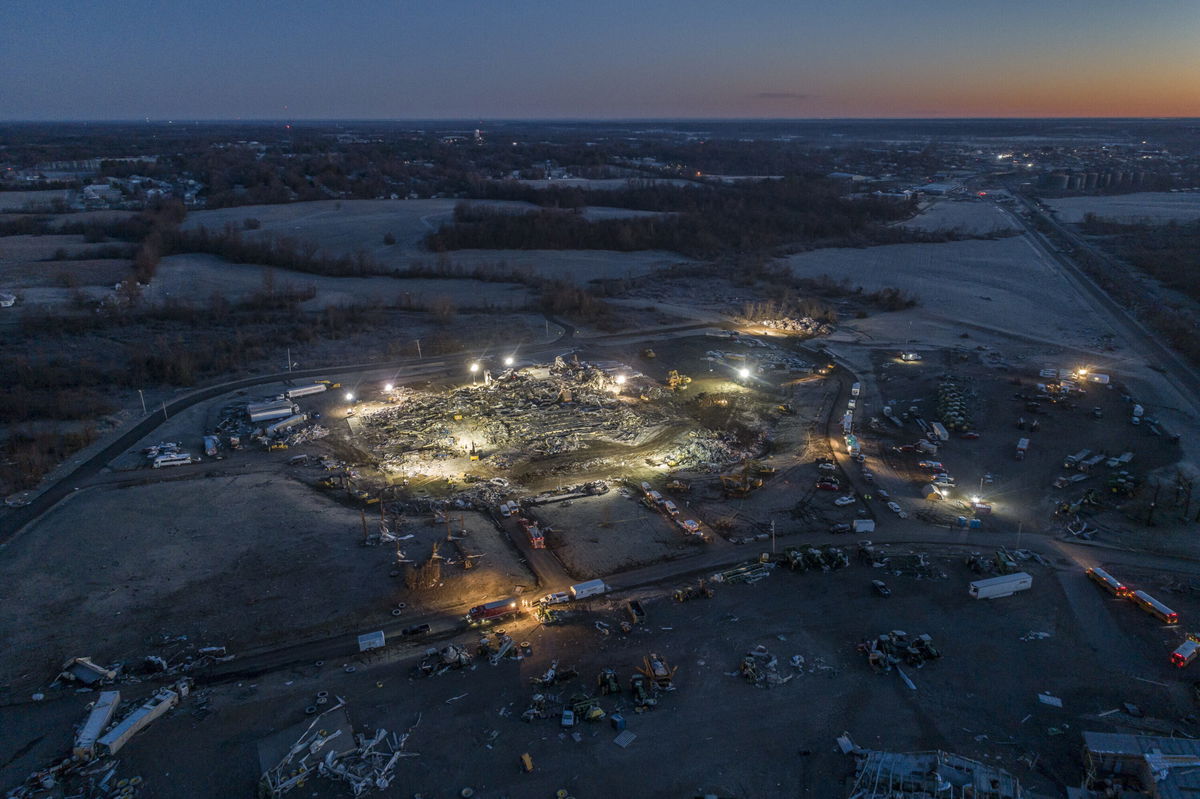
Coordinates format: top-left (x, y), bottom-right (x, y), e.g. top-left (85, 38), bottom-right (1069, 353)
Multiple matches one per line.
top-left (849, 749), bottom-right (1022, 799)
top-left (354, 357), bottom-right (762, 484)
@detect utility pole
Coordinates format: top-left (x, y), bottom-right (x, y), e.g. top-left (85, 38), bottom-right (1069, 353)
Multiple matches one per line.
top-left (771, 520), bottom-right (776, 554)
top-left (161, 400), bottom-right (168, 422)
top-left (287, 347), bottom-right (292, 373)
top-left (415, 338), bottom-right (422, 359)
top-left (138, 389), bottom-right (147, 415)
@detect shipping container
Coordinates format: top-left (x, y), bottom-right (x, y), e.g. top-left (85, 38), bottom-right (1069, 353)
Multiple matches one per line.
top-left (969, 572), bottom-right (1032, 600)
top-left (570, 579), bottom-right (609, 600)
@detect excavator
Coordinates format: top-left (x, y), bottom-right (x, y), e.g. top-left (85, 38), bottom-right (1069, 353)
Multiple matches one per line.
top-left (720, 460), bottom-right (764, 498)
top-left (639, 653), bottom-right (677, 691)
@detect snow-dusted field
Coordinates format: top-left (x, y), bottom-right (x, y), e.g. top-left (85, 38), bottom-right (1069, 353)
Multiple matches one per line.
top-left (903, 199), bottom-right (1019, 235)
top-left (1047, 192), bottom-right (1200, 224)
top-left (784, 236), bottom-right (1112, 348)
top-left (144, 253), bottom-right (534, 310)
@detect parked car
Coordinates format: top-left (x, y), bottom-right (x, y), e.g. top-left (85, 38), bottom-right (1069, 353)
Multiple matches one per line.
top-left (876, 489), bottom-right (890, 500)
top-left (539, 592), bottom-right (570, 606)
top-left (561, 709), bottom-right (576, 728)
top-left (401, 623), bottom-right (431, 637)
top-left (829, 523), bottom-right (852, 534)
top-left (960, 431), bottom-right (979, 439)
top-left (862, 471), bottom-right (874, 482)
top-left (680, 519), bottom-right (701, 534)
top-left (834, 495), bottom-right (856, 507)
top-left (887, 501), bottom-right (903, 515)
top-left (852, 453), bottom-right (866, 463)
top-left (818, 462), bottom-right (837, 472)
top-left (872, 580), bottom-right (892, 598)
top-left (816, 481), bottom-right (840, 491)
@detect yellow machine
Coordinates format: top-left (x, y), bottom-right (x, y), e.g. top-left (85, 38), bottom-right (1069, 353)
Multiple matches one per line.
top-left (666, 370), bottom-right (692, 391)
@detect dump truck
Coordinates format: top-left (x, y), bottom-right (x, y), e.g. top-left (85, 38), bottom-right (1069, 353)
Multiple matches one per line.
top-left (969, 572), bottom-right (1032, 600)
top-left (570, 579), bottom-right (608, 600)
top-left (1015, 438), bottom-right (1029, 460)
top-left (285, 383), bottom-right (327, 399)
top-left (1064, 449), bottom-right (1091, 469)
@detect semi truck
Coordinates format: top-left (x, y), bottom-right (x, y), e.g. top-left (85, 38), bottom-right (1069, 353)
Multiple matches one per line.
top-left (1064, 449), bottom-right (1091, 469)
top-left (1015, 438), bottom-right (1030, 460)
top-left (969, 572), bottom-right (1032, 600)
top-left (265, 413), bottom-right (307, 437)
top-left (1105, 452), bottom-right (1134, 468)
top-left (1078, 453), bottom-right (1106, 472)
top-left (929, 422), bottom-right (949, 442)
top-left (570, 579), bottom-right (608, 600)
top-left (285, 383), bottom-right (327, 399)
top-left (248, 401), bottom-right (298, 424)
top-left (467, 598), bottom-right (520, 623)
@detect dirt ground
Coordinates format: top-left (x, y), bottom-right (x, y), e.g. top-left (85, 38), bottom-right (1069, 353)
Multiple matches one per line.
top-left (0, 476), bottom-right (404, 697)
top-left (8, 548), bottom-right (1200, 798)
top-left (1047, 191), bottom-right (1200, 224)
top-left (534, 492), bottom-right (702, 579)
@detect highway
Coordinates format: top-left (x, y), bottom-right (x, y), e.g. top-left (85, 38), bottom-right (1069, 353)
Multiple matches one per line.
top-left (1007, 193), bottom-right (1200, 413)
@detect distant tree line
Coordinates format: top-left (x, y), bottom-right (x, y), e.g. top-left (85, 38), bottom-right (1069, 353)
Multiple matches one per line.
top-left (428, 179), bottom-right (924, 258)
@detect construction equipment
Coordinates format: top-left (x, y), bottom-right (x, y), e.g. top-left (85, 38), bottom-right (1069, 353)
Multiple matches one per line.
top-left (673, 579), bottom-right (714, 602)
top-left (596, 668), bottom-right (621, 695)
top-left (665, 370), bottom-right (691, 391)
top-left (629, 673), bottom-right (658, 709)
top-left (665, 479), bottom-right (690, 494)
top-left (994, 548), bottom-right (1018, 575)
top-left (639, 653), bottom-right (677, 691)
top-left (570, 693), bottom-right (606, 722)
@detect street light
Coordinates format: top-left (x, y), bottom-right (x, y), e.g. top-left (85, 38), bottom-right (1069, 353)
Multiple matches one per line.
top-left (345, 392), bottom-right (355, 402)
top-left (504, 356), bottom-right (514, 367)
top-left (470, 362), bottom-right (479, 385)
top-left (384, 383), bottom-right (394, 392)
top-left (615, 375), bottom-right (626, 385)
top-left (970, 495), bottom-right (981, 504)
top-left (738, 368), bottom-right (750, 380)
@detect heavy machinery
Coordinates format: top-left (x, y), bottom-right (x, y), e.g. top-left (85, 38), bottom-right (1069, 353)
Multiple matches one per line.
top-left (666, 370), bottom-right (692, 391)
top-left (596, 668), bottom-right (621, 696)
top-left (569, 693), bottom-right (606, 723)
top-left (665, 479), bottom-right (690, 494)
top-left (639, 653), bottom-right (677, 691)
top-left (673, 579), bottom-right (714, 602)
top-left (629, 673), bottom-right (658, 709)
top-left (720, 461), bottom-right (764, 497)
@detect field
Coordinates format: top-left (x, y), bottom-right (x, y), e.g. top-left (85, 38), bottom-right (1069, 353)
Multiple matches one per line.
top-left (535, 492), bottom-right (704, 579)
top-left (184, 199), bottom-right (684, 284)
top-left (1047, 192), bottom-right (1200, 224)
top-left (785, 236), bottom-right (1115, 351)
top-left (145, 253), bottom-right (534, 309)
top-left (0, 189), bottom-right (72, 211)
top-left (902, 199), bottom-right (1020, 235)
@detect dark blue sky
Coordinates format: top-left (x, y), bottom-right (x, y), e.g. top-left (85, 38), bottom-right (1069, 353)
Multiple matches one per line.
top-left (2, 0), bottom-right (1197, 119)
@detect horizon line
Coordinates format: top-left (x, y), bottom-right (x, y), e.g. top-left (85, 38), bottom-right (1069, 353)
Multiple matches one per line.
top-left (2, 116), bottom-right (1199, 125)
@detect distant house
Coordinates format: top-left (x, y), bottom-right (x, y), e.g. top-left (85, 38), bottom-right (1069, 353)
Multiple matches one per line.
top-left (828, 171), bottom-right (872, 182)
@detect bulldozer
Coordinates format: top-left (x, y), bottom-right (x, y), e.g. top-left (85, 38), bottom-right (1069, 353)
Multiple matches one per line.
top-left (596, 668), bottom-right (621, 695)
top-left (665, 370), bottom-right (692, 391)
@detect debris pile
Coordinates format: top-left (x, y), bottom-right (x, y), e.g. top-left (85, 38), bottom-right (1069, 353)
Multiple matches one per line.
top-left (738, 644), bottom-right (797, 688)
top-left (850, 748), bottom-right (1022, 799)
top-left (259, 700), bottom-right (420, 797)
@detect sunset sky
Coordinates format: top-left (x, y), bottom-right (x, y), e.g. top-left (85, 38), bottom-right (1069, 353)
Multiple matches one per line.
top-left (2, 0), bottom-right (1198, 119)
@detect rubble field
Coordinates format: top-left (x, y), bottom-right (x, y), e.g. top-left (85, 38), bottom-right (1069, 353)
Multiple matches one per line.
top-left (9, 550), bottom-right (1200, 797)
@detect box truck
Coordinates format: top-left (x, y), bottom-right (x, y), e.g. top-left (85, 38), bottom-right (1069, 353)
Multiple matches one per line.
top-left (570, 579), bottom-right (609, 600)
top-left (969, 572), bottom-right (1032, 599)
top-left (1015, 438), bottom-right (1030, 460)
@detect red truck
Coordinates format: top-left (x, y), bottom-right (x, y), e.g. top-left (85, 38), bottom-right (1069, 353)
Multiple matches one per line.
top-left (519, 518), bottom-right (545, 549)
top-left (467, 598), bottom-right (520, 623)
